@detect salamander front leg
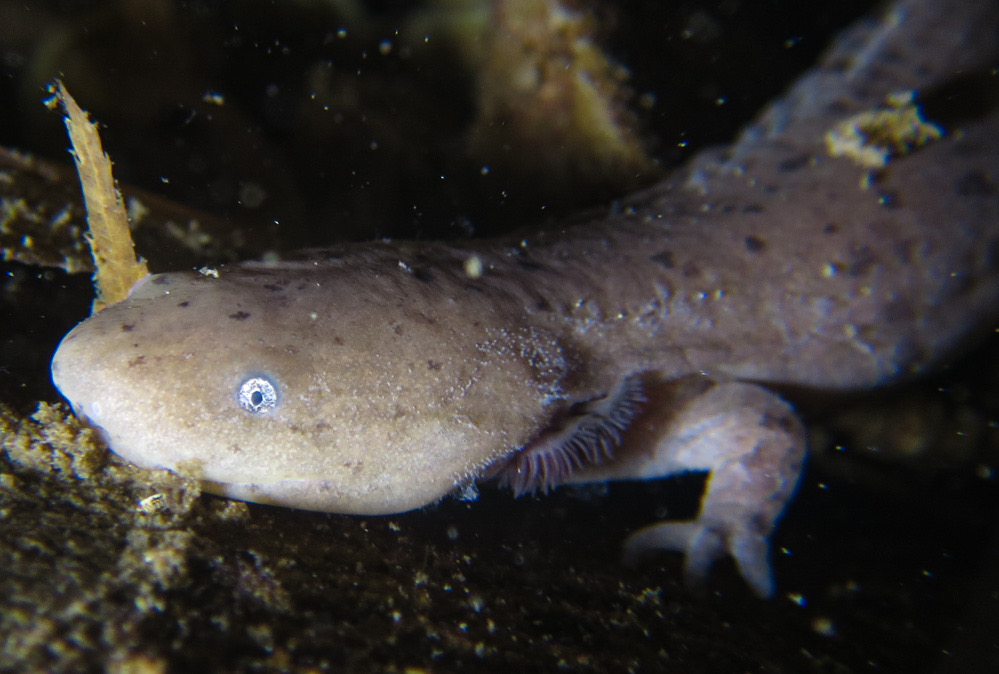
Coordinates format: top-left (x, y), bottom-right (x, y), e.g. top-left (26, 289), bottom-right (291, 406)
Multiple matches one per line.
top-left (622, 381), bottom-right (806, 598)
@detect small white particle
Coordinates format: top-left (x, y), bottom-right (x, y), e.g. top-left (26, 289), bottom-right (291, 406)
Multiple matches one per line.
top-left (464, 255), bottom-right (483, 279)
top-left (202, 91), bottom-right (225, 106)
top-left (812, 616), bottom-right (836, 637)
top-left (138, 494), bottom-right (167, 514)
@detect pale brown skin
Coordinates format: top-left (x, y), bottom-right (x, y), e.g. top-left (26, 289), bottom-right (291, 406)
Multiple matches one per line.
top-left (52, 0), bottom-right (999, 598)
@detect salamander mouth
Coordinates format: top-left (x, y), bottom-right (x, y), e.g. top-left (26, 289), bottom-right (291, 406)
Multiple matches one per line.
top-left (204, 477), bottom-right (440, 516)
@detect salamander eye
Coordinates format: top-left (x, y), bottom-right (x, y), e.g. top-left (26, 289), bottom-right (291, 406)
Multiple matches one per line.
top-left (237, 376), bottom-right (278, 414)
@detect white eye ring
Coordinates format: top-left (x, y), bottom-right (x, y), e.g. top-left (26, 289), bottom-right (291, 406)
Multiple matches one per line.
top-left (237, 376), bottom-right (278, 414)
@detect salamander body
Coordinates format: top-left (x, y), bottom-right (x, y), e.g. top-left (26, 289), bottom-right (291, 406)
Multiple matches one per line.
top-left (51, 0), bottom-right (999, 597)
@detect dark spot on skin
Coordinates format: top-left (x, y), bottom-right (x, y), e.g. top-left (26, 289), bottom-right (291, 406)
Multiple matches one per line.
top-left (427, 360), bottom-right (442, 371)
top-left (333, 335), bottom-right (344, 346)
top-left (744, 236), bottom-right (767, 253)
top-left (868, 168), bottom-right (889, 184)
top-left (516, 259), bottom-right (546, 272)
top-left (847, 245), bottom-right (879, 277)
top-left (760, 413), bottom-right (795, 434)
top-left (823, 222), bottom-right (840, 234)
top-left (463, 283), bottom-right (485, 293)
top-left (883, 298), bottom-right (916, 323)
top-left (316, 420), bottom-right (331, 430)
top-left (826, 56), bottom-right (850, 72)
top-left (877, 190), bottom-right (901, 208)
top-left (394, 324), bottom-right (404, 335)
top-left (778, 154), bottom-right (811, 172)
top-left (867, 218), bottom-right (904, 244)
top-left (742, 203), bottom-right (764, 214)
top-left (721, 203), bottom-right (736, 214)
top-left (892, 239), bottom-right (919, 265)
top-left (263, 284), bottom-right (285, 292)
top-left (881, 47), bottom-right (905, 65)
top-left (650, 251), bottom-right (674, 269)
top-left (177, 300), bottom-right (190, 308)
top-left (956, 171), bottom-right (996, 197)
top-left (229, 311), bottom-right (252, 320)
top-left (825, 98), bottom-right (852, 116)
top-left (297, 284), bottom-right (308, 291)
top-left (128, 356), bottom-right (146, 367)
top-left (941, 271), bottom-right (972, 298)
top-left (682, 261), bottom-right (701, 278)
top-left (412, 267), bottom-right (434, 283)
top-left (151, 276), bottom-right (171, 285)
top-left (121, 323), bottom-right (135, 332)
top-left (318, 250), bottom-right (345, 261)
top-left (534, 297), bottom-right (553, 312)
top-left (891, 337), bottom-right (926, 375)
top-left (342, 460), bottom-right (364, 473)
top-left (852, 83), bottom-right (881, 102)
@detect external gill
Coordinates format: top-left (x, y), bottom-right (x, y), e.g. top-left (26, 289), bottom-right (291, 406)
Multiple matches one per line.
top-left (495, 374), bottom-right (646, 495)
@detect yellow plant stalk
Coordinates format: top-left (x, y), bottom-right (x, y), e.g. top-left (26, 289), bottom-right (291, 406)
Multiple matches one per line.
top-left (51, 80), bottom-right (148, 313)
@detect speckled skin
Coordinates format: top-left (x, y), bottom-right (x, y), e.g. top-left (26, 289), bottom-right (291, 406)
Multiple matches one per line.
top-left (51, 0), bottom-right (999, 597)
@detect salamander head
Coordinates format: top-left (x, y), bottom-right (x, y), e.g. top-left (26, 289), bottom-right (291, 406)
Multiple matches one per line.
top-left (51, 265), bottom-right (568, 514)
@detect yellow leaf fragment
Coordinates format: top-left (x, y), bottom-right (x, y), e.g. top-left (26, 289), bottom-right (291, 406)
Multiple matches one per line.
top-left (52, 80), bottom-right (149, 313)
